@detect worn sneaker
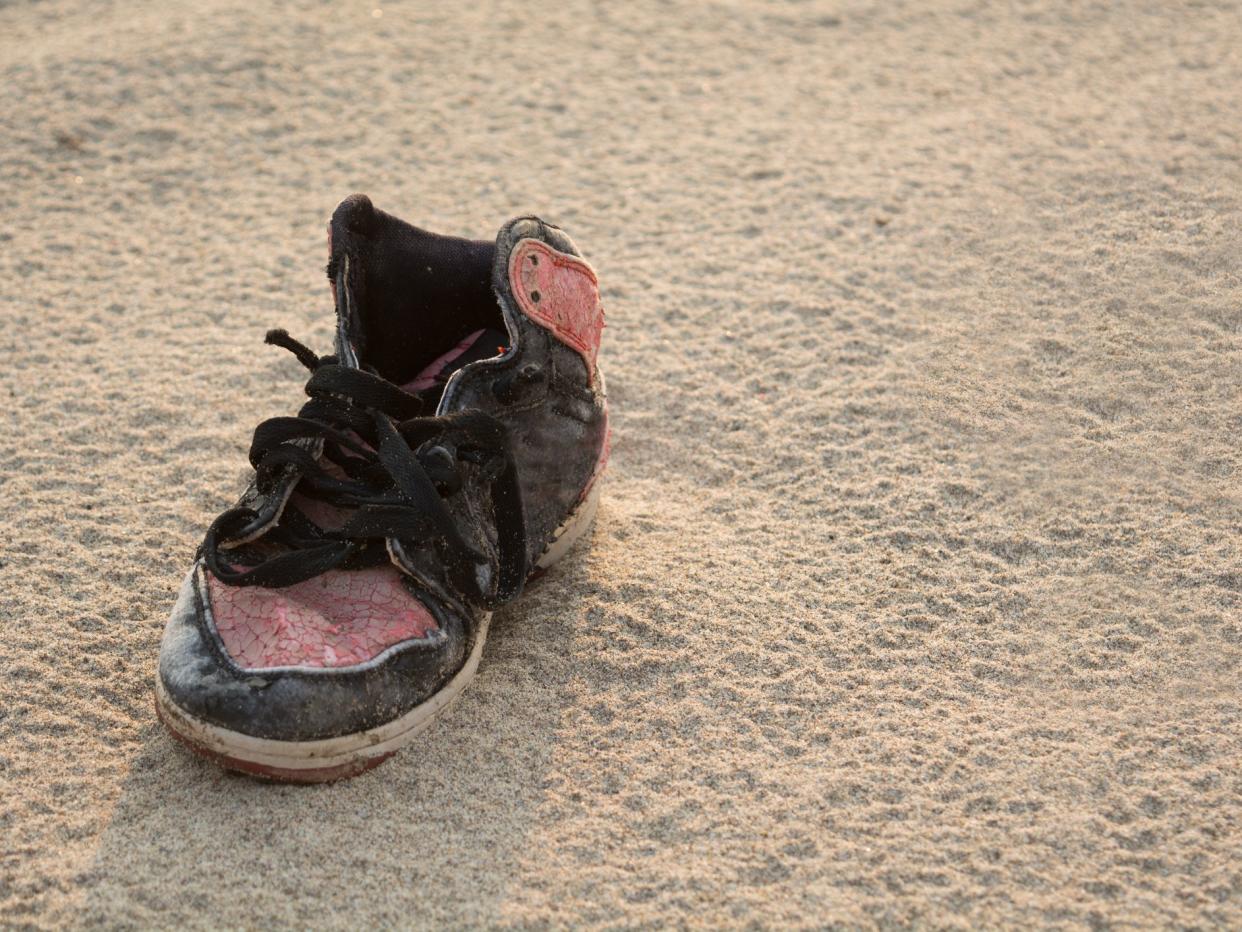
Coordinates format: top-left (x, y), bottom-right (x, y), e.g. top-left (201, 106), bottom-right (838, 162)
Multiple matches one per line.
top-left (155, 195), bottom-right (608, 781)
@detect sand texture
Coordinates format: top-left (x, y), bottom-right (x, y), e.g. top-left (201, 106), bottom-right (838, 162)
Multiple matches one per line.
top-left (2, 0), bottom-right (1240, 927)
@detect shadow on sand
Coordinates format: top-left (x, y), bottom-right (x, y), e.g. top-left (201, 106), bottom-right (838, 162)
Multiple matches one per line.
top-left (77, 557), bottom-right (594, 927)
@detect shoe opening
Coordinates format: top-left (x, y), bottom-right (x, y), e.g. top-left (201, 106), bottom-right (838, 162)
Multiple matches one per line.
top-left (328, 195), bottom-right (509, 392)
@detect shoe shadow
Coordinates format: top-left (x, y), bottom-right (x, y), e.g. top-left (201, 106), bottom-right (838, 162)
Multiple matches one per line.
top-left (78, 559), bottom-right (591, 927)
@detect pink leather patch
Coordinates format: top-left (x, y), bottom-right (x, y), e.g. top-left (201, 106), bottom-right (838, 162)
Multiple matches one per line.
top-left (206, 566), bottom-right (439, 671)
top-left (509, 239), bottom-right (604, 369)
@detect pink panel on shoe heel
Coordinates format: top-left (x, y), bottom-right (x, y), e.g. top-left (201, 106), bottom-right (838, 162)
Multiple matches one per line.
top-left (509, 239), bottom-right (604, 369)
top-left (206, 566), bottom-right (439, 671)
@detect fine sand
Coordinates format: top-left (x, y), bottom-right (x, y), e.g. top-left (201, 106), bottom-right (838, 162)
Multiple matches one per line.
top-left (2, 0), bottom-right (1240, 927)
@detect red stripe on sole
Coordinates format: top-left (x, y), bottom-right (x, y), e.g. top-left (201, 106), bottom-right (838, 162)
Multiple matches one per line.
top-left (155, 697), bottom-right (394, 784)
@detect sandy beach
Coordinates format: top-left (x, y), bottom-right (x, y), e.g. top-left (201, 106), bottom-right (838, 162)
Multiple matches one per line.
top-left (2, 0), bottom-right (1240, 926)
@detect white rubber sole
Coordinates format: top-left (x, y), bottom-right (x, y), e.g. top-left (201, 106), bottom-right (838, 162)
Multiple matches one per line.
top-left (536, 472), bottom-right (603, 571)
top-left (156, 474), bottom-right (604, 781)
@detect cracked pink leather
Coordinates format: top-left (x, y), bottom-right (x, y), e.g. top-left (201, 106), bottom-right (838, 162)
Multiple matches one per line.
top-left (207, 566), bottom-right (439, 671)
top-left (510, 239), bottom-right (604, 369)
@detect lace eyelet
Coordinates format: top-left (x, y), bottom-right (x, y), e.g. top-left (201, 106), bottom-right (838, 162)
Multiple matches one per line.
top-left (421, 443), bottom-right (455, 473)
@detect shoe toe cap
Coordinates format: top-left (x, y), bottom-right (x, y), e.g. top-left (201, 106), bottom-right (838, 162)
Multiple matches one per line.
top-left (157, 565), bottom-right (471, 742)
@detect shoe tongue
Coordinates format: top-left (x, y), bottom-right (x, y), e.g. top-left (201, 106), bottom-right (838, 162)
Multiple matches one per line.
top-left (326, 194), bottom-right (500, 382)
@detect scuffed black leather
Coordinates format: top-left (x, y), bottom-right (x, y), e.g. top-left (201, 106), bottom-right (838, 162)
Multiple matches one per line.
top-left (440, 217), bottom-right (608, 570)
top-left (159, 566), bottom-right (476, 742)
top-left (378, 217), bottom-right (606, 593)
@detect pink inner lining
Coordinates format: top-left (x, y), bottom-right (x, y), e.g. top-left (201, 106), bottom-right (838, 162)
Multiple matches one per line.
top-left (403, 329), bottom-right (486, 392)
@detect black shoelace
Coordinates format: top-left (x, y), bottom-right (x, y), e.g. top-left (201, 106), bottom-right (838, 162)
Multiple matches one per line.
top-left (200, 330), bottom-right (527, 608)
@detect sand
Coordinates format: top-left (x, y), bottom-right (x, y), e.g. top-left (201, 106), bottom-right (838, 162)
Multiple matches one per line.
top-left (2, 0), bottom-right (1240, 926)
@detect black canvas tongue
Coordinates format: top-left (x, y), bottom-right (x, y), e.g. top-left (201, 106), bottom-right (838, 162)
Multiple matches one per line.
top-left (326, 194), bottom-right (501, 383)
